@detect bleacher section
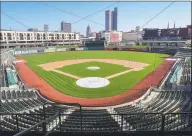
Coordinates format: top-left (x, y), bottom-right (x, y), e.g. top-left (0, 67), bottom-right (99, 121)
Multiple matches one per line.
top-left (56, 109), bottom-right (120, 132)
top-left (113, 89), bottom-right (191, 131)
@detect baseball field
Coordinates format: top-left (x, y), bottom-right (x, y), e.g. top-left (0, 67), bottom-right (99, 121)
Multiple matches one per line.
top-left (18, 51), bottom-right (168, 98)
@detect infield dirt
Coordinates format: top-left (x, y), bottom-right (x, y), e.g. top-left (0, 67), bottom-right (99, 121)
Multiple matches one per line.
top-left (38, 59), bottom-right (149, 79)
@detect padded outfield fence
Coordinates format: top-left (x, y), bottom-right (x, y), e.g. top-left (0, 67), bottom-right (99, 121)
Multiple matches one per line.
top-left (13, 46), bottom-right (191, 56)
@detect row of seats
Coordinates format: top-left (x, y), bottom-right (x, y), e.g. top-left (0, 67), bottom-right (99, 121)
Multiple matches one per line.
top-left (56, 109), bottom-right (121, 132)
top-left (0, 89), bottom-right (37, 100)
top-left (180, 58), bottom-right (191, 84)
top-left (114, 90), bottom-right (192, 131)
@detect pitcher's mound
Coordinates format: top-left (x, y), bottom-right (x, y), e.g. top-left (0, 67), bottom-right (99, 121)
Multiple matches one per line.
top-left (76, 77), bottom-right (110, 88)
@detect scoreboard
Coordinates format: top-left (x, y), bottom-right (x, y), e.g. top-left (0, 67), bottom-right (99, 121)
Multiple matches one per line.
top-left (142, 27), bottom-right (190, 40)
top-left (160, 29), bottom-right (180, 37)
top-left (142, 29), bottom-right (158, 40)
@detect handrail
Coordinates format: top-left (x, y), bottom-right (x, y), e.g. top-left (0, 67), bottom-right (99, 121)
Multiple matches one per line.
top-left (43, 102), bottom-right (82, 132)
top-left (13, 112), bottom-right (59, 136)
top-left (0, 112), bottom-right (191, 134)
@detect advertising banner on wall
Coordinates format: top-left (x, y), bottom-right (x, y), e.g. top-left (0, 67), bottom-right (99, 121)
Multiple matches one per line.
top-left (21, 51), bottom-right (29, 54)
top-left (56, 48), bottom-right (65, 52)
top-left (37, 49), bottom-right (44, 53)
top-left (30, 50), bottom-right (38, 54)
top-left (76, 48), bottom-right (84, 51)
top-left (48, 48), bottom-right (56, 52)
top-left (44, 49), bottom-right (49, 52)
top-left (110, 32), bottom-right (119, 43)
top-left (129, 48), bottom-right (136, 51)
top-left (14, 51), bottom-right (21, 55)
top-left (83, 47), bottom-right (88, 50)
top-left (44, 48), bottom-right (56, 52)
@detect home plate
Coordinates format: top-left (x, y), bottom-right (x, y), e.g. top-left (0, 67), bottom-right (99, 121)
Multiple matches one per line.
top-left (76, 77), bottom-right (110, 88)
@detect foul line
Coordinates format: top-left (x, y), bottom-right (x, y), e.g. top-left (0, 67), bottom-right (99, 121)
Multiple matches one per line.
top-left (105, 69), bottom-right (135, 79)
top-left (52, 69), bottom-right (81, 80)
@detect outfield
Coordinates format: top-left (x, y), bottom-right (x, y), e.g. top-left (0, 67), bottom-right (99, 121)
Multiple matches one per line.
top-left (18, 51), bottom-right (168, 98)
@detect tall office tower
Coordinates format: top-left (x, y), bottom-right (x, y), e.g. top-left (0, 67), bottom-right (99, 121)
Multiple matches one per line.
top-left (61, 21), bottom-right (72, 32)
top-left (44, 24), bottom-right (49, 32)
top-left (105, 10), bottom-right (112, 31)
top-left (105, 7), bottom-right (118, 31)
top-left (112, 7), bottom-right (118, 31)
top-left (86, 25), bottom-right (91, 37)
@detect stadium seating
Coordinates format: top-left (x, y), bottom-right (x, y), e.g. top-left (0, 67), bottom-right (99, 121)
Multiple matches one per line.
top-left (56, 109), bottom-right (121, 132)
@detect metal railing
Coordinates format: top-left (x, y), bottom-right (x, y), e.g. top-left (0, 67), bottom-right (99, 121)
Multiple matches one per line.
top-left (0, 112), bottom-right (191, 135)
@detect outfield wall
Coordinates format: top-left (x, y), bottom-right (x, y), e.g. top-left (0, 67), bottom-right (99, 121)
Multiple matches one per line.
top-left (13, 46), bottom-right (188, 55)
top-left (13, 47), bottom-right (86, 55)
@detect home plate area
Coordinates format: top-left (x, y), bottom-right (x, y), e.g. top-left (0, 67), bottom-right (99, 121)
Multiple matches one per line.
top-left (76, 77), bottom-right (110, 88)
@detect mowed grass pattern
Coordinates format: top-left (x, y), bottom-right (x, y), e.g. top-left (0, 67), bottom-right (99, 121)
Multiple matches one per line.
top-left (57, 61), bottom-right (130, 78)
top-left (19, 51), bottom-right (168, 98)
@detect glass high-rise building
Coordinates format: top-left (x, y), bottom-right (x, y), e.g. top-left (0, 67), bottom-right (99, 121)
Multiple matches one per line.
top-left (112, 7), bottom-right (118, 31)
top-left (105, 10), bottom-right (112, 31)
top-left (105, 7), bottom-right (118, 31)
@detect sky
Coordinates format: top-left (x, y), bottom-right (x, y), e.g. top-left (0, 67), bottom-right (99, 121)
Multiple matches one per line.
top-left (1, 1), bottom-right (191, 35)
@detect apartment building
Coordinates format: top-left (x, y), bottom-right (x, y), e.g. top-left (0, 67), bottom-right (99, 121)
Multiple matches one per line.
top-left (0, 30), bottom-right (80, 48)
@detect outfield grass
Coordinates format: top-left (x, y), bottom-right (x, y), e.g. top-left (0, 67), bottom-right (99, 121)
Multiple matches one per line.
top-left (57, 61), bottom-right (130, 77)
top-left (19, 51), bottom-right (168, 98)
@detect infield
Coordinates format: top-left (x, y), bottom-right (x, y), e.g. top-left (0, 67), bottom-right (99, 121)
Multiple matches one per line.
top-left (18, 51), bottom-right (168, 98)
top-left (55, 61), bottom-right (130, 78)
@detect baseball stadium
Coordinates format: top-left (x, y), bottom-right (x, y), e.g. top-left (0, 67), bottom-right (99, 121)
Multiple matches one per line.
top-left (1, 42), bottom-right (191, 136)
top-left (1, 1), bottom-right (192, 136)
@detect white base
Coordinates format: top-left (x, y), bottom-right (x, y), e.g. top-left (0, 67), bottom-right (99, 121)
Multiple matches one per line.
top-left (165, 58), bottom-right (177, 61)
top-left (13, 60), bottom-right (24, 63)
top-left (87, 67), bottom-right (100, 70)
top-left (76, 77), bottom-right (110, 88)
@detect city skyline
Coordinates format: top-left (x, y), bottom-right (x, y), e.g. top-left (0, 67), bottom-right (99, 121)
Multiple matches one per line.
top-left (1, 2), bottom-right (191, 35)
